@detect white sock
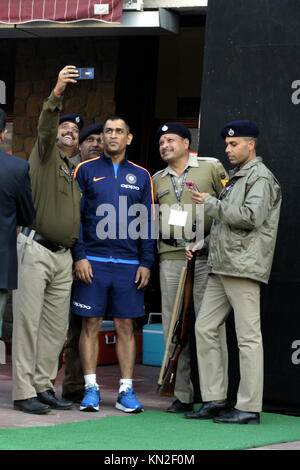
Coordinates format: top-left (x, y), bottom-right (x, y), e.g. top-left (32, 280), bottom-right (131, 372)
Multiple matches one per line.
top-left (119, 378), bottom-right (133, 393)
top-left (84, 374), bottom-right (98, 388)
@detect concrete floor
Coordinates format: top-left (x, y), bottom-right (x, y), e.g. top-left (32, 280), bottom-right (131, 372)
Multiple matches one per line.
top-left (1, 350), bottom-right (300, 450)
top-left (0, 352), bottom-right (174, 429)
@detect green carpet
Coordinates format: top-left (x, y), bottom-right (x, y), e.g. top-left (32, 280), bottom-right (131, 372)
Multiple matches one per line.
top-left (0, 410), bottom-right (300, 451)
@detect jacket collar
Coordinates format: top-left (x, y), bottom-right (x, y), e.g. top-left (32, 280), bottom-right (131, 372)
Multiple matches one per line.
top-left (101, 153), bottom-right (128, 165)
top-left (229, 156), bottom-right (263, 178)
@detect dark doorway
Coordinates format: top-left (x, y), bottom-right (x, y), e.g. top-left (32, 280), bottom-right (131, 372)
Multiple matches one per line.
top-left (114, 35), bottom-right (160, 169)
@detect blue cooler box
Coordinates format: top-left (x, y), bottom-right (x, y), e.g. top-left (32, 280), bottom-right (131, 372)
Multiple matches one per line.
top-left (142, 320), bottom-right (165, 366)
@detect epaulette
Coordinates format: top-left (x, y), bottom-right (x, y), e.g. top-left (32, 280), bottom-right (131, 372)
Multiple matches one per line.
top-left (197, 156), bottom-right (228, 183)
top-left (197, 157), bottom-right (220, 163)
top-left (152, 168), bottom-right (165, 180)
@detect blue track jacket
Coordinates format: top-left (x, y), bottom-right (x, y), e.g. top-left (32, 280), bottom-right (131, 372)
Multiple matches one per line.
top-left (72, 154), bottom-right (155, 269)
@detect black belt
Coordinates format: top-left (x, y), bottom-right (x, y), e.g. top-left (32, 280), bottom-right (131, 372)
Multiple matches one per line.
top-left (159, 234), bottom-right (187, 247)
top-left (159, 225), bottom-right (196, 247)
top-left (162, 238), bottom-right (185, 247)
top-left (21, 228), bottom-right (67, 253)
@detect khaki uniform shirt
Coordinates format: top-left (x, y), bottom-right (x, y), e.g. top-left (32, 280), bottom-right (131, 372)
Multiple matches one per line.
top-left (29, 92), bottom-right (81, 248)
top-left (152, 154), bottom-right (228, 260)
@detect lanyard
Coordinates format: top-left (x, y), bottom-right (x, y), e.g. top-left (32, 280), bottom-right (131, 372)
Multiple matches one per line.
top-left (170, 170), bottom-right (188, 205)
top-left (219, 179), bottom-right (236, 200)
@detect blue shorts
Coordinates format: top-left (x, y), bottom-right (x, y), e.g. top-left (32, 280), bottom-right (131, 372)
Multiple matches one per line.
top-left (71, 261), bottom-right (145, 318)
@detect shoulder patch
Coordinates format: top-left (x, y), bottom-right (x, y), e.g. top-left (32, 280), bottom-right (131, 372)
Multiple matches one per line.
top-left (197, 157), bottom-right (220, 163)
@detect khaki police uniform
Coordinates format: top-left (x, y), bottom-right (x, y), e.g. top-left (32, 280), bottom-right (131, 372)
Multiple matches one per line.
top-left (12, 92), bottom-right (81, 401)
top-left (153, 154), bottom-right (229, 404)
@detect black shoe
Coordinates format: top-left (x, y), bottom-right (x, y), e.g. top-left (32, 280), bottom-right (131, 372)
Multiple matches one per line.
top-left (62, 389), bottom-right (85, 404)
top-left (185, 400), bottom-right (230, 419)
top-left (167, 399), bottom-right (194, 413)
top-left (37, 390), bottom-right (73, 410)
top-left (14, 397), bottom-right (51, 415)
top-left (213, 408), bottom-right (260, 424)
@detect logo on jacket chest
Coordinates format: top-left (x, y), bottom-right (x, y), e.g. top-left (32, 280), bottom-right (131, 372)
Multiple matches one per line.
top-left (126, 173), bottom-right (137, 184)
top-left (121, 173), bottom-right (140, 191)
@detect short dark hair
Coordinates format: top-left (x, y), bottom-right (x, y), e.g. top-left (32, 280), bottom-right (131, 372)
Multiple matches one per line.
top-left (103, 115), bottom-right (131, 134)
top-left (0, 108), bottom-right (7, 133)
top-left (245, 136), bottom-right (258, 148)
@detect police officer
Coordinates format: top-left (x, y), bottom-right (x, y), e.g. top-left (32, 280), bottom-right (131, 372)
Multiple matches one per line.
top-left (152, 122), bottom-right (228, 413)
top-left (186, 120), bottom-right (281, 424)
top-left (70, 122), bottom-right (104, 166)
top-left (12, 65), bottom-right (83, 414)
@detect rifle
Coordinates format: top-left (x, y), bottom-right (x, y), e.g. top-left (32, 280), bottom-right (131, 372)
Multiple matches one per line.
top-left (157, 254), bottom-right (196, 397)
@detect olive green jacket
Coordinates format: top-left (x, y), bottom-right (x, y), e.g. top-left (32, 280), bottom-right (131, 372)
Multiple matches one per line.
top-left (204, 157), bottom-right (282, 284)
top-left (153, 155), bottom-right (228, 260)
top-left (29, 92), bottom-right (81, 248)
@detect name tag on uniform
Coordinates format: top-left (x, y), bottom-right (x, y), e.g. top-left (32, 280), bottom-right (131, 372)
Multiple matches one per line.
top-left (168, 208), bottom-right (188, 227)
top-left (157, 189), bottom-right (170, 199)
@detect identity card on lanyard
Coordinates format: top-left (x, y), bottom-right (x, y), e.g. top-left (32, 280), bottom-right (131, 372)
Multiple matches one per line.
top-left (168, 171), bottom-right (188, 227)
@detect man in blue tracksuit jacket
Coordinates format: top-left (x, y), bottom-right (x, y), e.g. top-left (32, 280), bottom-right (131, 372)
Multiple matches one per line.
top-left (71, 116), bottom-right (155, 413)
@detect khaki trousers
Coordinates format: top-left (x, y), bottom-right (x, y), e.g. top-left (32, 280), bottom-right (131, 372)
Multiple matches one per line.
top-left (196, 274), bottom-right (263, 412)
top-left (160, 257), bottom-right (228, 404)
top-left (12, 232), bottom-right (73, 401)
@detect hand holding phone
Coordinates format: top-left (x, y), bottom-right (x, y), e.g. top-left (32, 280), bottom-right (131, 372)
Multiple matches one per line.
top-left (186, 181), bottom-right (199, 192)
top-left (75, 68), bottom-right (95, 80)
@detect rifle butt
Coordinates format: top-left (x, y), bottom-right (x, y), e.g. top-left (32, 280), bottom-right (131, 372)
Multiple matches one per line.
top-left (156, 352), bottom-right (180, 397)
top-left (157, 368), bottom-right (177, 396)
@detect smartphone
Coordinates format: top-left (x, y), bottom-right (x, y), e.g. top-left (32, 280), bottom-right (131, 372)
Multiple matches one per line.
top-left (186, 181), bottom-right (199, 192)
top-left (76, 68), bottom-right (94, 80)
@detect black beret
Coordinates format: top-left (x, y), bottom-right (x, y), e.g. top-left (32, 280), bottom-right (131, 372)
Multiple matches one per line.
top-left (59, 113), bottom-right (84, 131)
top-left (220, 120), bottom-right (259, 139)
top-left (79, 123), bottom-right (103, 144)
top-left (156, 122), bottom-right (192, 144)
